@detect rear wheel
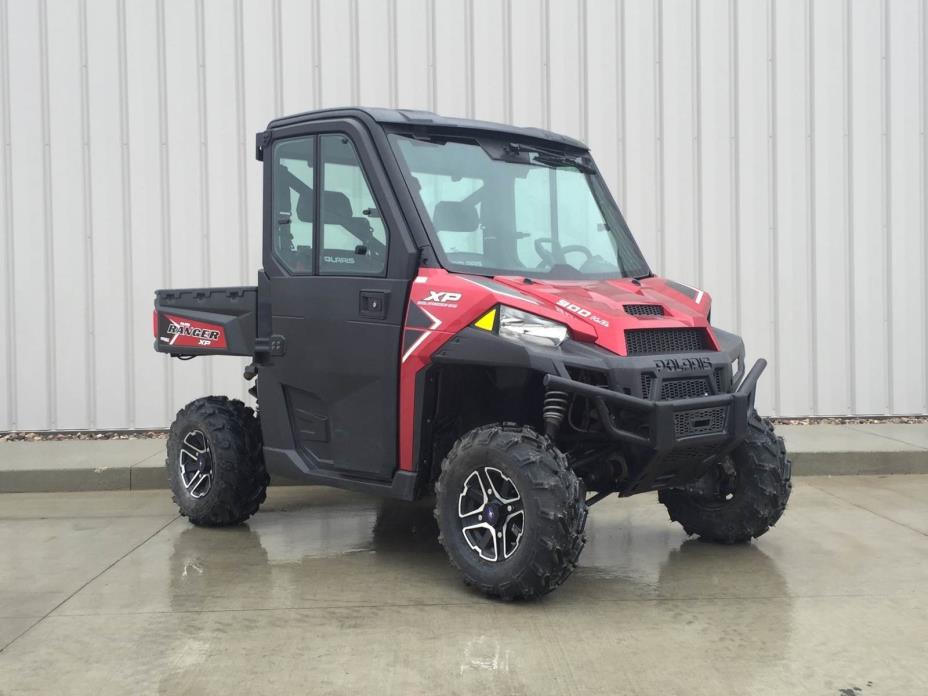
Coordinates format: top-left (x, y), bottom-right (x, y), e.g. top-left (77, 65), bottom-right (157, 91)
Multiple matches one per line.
top-left (166, 396), bottom-right (268, 527)
top-left (659, 412), bottom-right (791, 544)
top-left (435, 424), bottom-right (587, 600)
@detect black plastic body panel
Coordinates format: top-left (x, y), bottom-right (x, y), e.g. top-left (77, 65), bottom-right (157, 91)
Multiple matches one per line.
top-left (154, 286), bottom-right (256, 356)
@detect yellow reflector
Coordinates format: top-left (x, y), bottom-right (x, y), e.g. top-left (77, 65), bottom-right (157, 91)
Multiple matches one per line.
top-left (474, 308), bottom-right (497, 331)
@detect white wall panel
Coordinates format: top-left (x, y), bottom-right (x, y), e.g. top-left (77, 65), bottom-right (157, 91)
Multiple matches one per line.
top-left (1, 0), bottom-right (926, 430)
top-left (849, 0), bottom-right (890, 415)
top-left (812, 0), bottom-right (852, 416)
top-left (47, 0), bottom-right (89, 429)
top-left (7, 0), bottom-right (51, 429)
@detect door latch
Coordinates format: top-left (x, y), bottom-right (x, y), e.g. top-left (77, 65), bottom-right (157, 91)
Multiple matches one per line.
top-left (359, 290), bottom-right (388, 319)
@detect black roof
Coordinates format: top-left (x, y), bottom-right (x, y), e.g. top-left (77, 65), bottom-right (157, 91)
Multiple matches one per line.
top-left (266, 107), bottom-right (588, 151)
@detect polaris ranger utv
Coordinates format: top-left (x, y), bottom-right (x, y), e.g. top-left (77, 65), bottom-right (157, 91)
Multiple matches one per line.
top-left (154, 107), bottom-right (790, 600)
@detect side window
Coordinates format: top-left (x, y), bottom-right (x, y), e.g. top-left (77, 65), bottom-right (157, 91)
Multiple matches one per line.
top-left (273, 137), bottom-right (315, 274)
top-left (320, 134), bottom-right (388, 275)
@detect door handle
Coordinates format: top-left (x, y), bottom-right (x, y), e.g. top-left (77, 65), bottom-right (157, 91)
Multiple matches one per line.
top-left (359, 290), bottom-right (388, 319)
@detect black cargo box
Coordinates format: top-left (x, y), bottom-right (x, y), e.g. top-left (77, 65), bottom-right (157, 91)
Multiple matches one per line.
top-left (154, 286), bottom-right (257, 357)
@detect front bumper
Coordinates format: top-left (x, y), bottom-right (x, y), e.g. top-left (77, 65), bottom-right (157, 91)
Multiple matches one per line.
top-left (432, 324), bottom-right (763, 494)
top-left (544, 357), bottom-right (766, 495)
top-left (544, 358), bottom-right (764, 452)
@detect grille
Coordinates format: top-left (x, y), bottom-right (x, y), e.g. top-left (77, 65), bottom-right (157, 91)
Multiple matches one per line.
top-left (625, 328), bottom-right (713, 355)
top-left (674, 406), bottom-right (728, 438)
top-left (625, 304), bottom-right (664, 317)
top-left (661, 377), bottom-right (713, 400)
top-left (641, 375), bottom-right (713, 400)
top-left (661, 445), bottom-right (719, 470)
top-left (566, 367), bottom-right (609, 387)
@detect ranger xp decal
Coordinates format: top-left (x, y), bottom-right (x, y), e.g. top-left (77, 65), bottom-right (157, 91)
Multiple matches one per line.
top-left (159, 314), bottom-right (227, 349)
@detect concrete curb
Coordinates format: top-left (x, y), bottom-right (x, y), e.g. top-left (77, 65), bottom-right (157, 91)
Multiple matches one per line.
top-left (0, 467), bottom-right (306, 493)
top-left (2, 424), bottom-right (927, 494)
top-left (789, 451), bottom-right (928, 477)
top-left (2, 453), bottom-right (926, 494)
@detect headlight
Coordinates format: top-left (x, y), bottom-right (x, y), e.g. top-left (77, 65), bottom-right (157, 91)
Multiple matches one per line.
top-left (498, 306), bottom-right (568, 347)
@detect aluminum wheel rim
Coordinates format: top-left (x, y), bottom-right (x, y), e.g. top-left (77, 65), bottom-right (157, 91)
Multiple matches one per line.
top-left (457, 466), bottom-right (524, 562)
top-left (178, 429), bottom-right (212, 499)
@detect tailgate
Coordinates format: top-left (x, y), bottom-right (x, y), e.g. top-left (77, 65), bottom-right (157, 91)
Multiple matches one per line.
top-left (154, 286), bottom-right (257, 357)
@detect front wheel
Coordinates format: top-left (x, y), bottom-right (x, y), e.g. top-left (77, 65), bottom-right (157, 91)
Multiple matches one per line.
top-left (659, 412), bottom-right (791, 544)
top-left (435, 424), bottom-right (587, 600)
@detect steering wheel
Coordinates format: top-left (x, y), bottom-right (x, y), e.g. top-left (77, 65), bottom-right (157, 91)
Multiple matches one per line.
top-left (534, 238), bottom-right (594, 268)
top-left (559, 245), bottom-right (593, 265)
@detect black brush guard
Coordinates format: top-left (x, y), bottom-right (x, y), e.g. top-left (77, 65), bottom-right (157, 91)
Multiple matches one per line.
top-left (544, 359), bottom-right (766, 495)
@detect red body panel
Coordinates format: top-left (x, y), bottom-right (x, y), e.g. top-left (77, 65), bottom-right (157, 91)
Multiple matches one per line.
top-left (398, 268), bottom-right (715, 472)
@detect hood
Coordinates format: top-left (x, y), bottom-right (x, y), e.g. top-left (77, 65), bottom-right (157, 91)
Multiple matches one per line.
top-left (493, 275), bottom-right (716, 356)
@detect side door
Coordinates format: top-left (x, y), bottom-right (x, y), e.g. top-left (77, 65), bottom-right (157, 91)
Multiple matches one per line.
top-left (259, 122), bottom-right (413, 481)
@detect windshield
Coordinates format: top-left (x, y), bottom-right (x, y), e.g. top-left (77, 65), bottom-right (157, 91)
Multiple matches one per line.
top-left (388, 133), bottom-right (650, 280)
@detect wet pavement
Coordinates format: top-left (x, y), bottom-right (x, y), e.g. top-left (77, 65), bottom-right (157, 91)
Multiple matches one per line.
top-left (1, 476), bottom-right (927, 695)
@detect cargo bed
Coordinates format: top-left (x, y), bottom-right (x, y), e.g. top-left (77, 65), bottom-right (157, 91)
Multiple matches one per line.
top-left (154, 286), bottom-right (257, 357)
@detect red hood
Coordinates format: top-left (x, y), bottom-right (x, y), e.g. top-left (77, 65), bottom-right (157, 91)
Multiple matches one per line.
top-left (493, 275), bottom-right (716, 355)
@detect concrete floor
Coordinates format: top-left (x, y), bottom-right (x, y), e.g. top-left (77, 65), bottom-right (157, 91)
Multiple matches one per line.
top-left (1, 477), bottom-right (926, 695)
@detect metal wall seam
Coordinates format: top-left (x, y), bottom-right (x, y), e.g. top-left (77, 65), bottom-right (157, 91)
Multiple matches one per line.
top-left (578, 0), bottom-right (588, 144)
top-left (78, 0), bottom-right (95, 429)
top-left (693, 0), bottom-right (703, 288)
top-left (0, 0), bottom-right (15, 429)
top-left (616, 0), bottom-right (627, 206)
top-left (117, 0), bottom-right (135, 426)
top-left (38, 0), bottom-right (57, 429)
top-left (195, 0), bottom-right (212, 396)
top-left (503, 0), bottom-right (513, 125)
top-left (729, 0), bottom-right (742, 337)
top-left (233, 0), bottom-right (249, 403)
top-left (768, 0), bottom-right (781, 415)
top-left (350, 0), bottom-right (360, 106)
top-left (845, 0), bottom-right (856, 414)
top-left (387, 0), bottom-right (397, 108)
top-left (312, 0), bottom-right (321, 109)
top-left (464, 0), bottom-right (475, 119)
top-left (272, 0), bottom-right (283, 116)
top-left (426, 0), bottom-right (435, 112)
top-left (655, 0), bottom-right (665, 273)
top-left (923, 0), bottom-right (928, 413)
top-left (881, 0), bottom-right (893, 414)
top-left (541, 0), bottom-right (550, 130)
top-left (807, 0), bottom-right (819, 415)
top-left (155, 0), bottom-right (173, 425)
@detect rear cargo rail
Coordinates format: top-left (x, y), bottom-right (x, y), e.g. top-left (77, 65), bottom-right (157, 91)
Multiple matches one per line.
top-left (154, 286), bottom-right (257, 357)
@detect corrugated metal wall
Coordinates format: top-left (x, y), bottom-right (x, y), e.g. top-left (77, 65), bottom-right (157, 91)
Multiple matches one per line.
top-left (0, 0), bottom-right (926, 430)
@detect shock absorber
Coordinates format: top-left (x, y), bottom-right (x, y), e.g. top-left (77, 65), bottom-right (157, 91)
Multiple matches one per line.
top-left (543, 388), bottom-right (569, 438)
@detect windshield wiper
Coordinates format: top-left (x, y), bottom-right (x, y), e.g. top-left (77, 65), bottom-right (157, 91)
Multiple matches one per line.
top-left (531, 152), bottom-right (597, 174)
top-left (482, 141), bottom-right (596, 174)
